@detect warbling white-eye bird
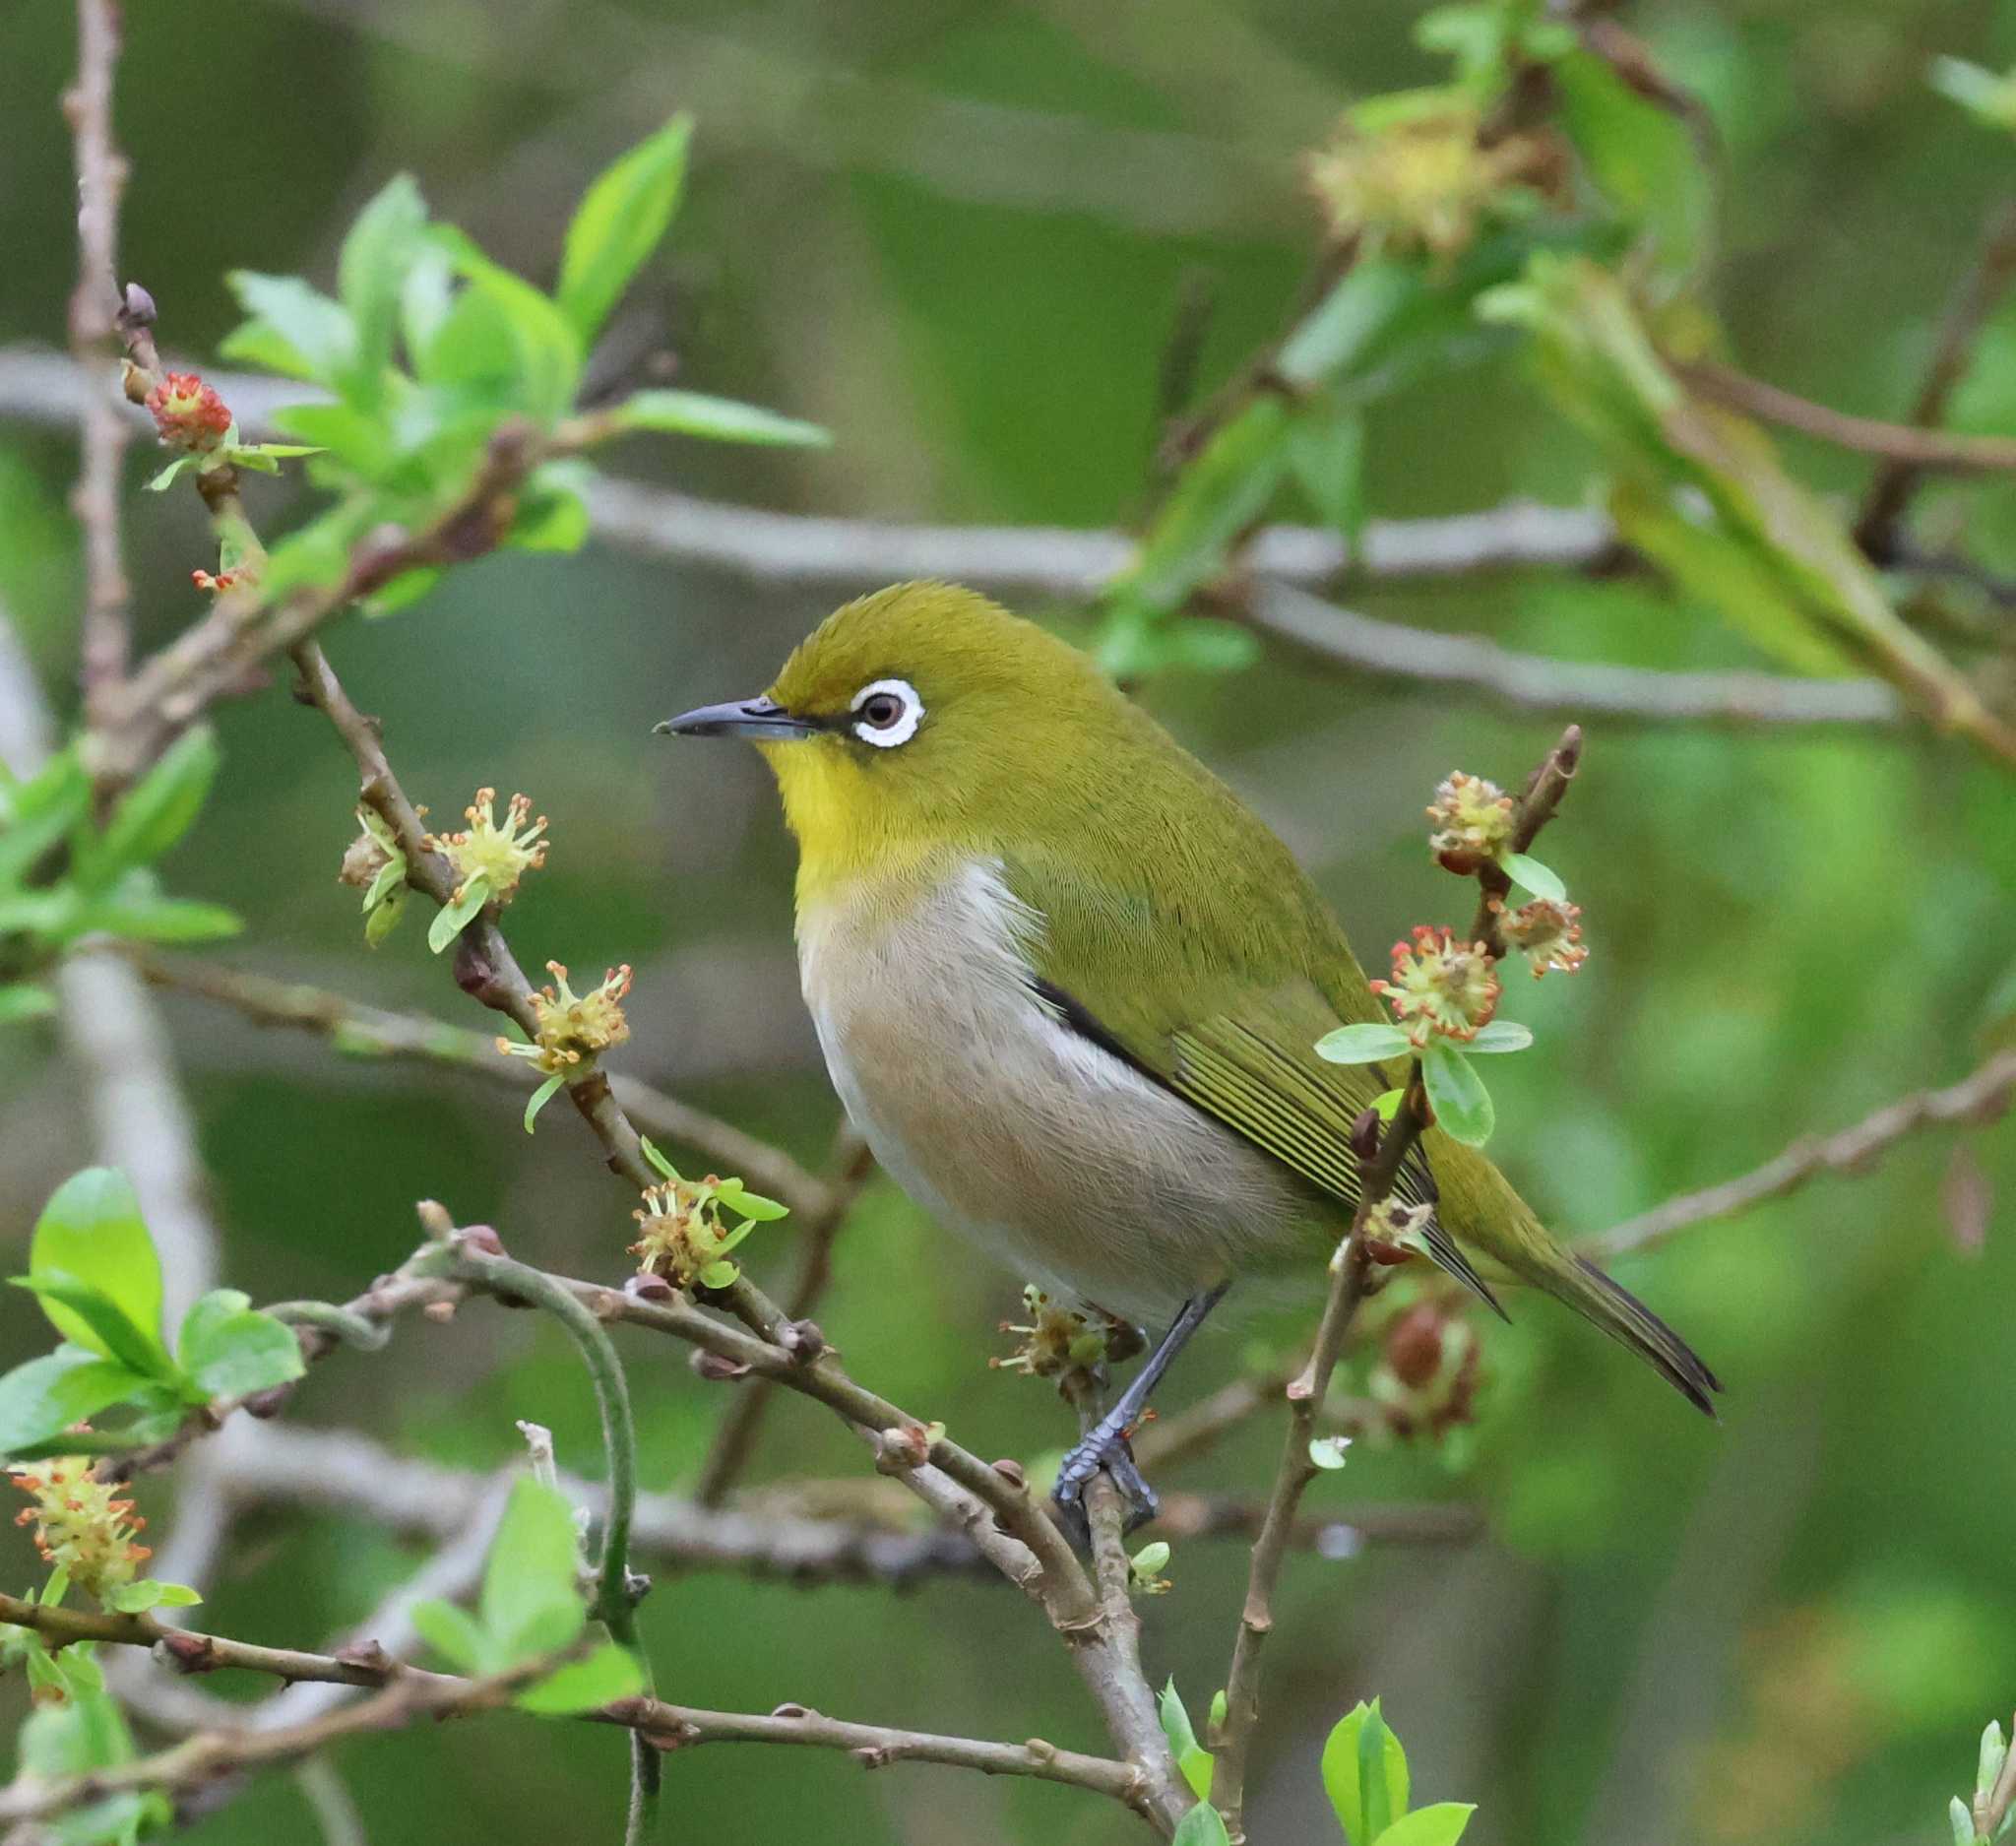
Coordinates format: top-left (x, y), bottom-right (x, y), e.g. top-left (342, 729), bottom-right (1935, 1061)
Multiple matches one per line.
top-left (660, 583), bottom-right (1718, 1526)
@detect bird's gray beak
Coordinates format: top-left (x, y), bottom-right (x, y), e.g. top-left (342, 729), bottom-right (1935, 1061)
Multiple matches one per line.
top-left (654, 697), bottom-right (819, 740)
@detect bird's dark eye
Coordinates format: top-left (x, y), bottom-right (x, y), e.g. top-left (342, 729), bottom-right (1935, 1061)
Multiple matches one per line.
top-left (860, 692), bottom-right (904, 730)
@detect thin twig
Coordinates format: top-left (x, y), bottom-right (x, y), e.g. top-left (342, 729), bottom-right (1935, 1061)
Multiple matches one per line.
top-left (0, 1592), bottom-right (1147, 1818)
top-left (64, 0), bottom-right (131, 726)
top-left (113, 945), bottom-right (836, 1218)
top-left (1676, 358), bottom-right (2016, 472)
top-left (1857, 198), bottom-right (2016, 557)
top-left (1584, 1048), bottom-right (2016, 1263)
top-left (1245, 583), bottom-right (1900, 730)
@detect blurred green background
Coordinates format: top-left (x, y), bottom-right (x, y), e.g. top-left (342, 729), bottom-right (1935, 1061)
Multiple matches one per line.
top-left (1, 2), bottom-right (2013, 1842)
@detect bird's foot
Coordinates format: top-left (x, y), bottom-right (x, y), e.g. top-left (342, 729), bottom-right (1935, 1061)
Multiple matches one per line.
top-left (1052, 1421), bottom-right (1160, 1547)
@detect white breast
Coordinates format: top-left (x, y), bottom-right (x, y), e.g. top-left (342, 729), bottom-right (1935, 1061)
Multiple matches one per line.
top-left (797, 859), bottom-right (1310, 1321)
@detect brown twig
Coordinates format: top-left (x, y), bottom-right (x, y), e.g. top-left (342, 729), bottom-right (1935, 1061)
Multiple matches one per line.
top-left (0, 1592), bottom-right (1146, 1819)
top-left (111, 945), bottom-right (835, 1219)
top-left (1209, 728), bottom-right (1585, 1841)
top-left (1675, 358), bottom-right (2016, 473)
top-left (64, 0), bottom-right (132, 728)
top-left (1857, 198), bottom-right (2016, 558)
top-left (1583, 1048), bottom-right (2016, 1263)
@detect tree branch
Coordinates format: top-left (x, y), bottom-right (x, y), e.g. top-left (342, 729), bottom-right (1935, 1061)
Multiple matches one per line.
top-left (1676, 358), bottom-right (2016, 473)
top-left (1583, 1048), bottom-right (2016, 1263)
top-left (1857, 197), bottom-right (2016, 555)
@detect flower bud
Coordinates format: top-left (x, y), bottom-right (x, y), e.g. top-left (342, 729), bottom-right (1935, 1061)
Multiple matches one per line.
top-left (145, 372), bottom-right (231, 451)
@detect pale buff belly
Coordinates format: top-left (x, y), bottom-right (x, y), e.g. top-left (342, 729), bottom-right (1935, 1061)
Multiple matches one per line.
top-left (798, 861), bottom-right (1318, 1323)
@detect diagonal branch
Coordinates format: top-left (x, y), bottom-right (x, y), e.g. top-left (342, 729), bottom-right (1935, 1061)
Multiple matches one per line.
top-left (1583, 1048), bottom-right (2016, 1263)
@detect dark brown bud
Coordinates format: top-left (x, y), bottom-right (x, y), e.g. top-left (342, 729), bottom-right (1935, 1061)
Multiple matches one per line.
top-left (155, 1631), bottom-right (217, 1674)
top-left (1350, 1107), bottom-right (1382, 1163)
top-left (624, 1273), bottom-right (676, 1304)
top-left (1384, 1304), bottom-right (1444, 1390)
top-left (770, 1702), bottom-right (814, 1720)
top-left (990, 1457), bottom-right (1028, 1491)
top-left (778, 1317), bottom-right (827, 1362)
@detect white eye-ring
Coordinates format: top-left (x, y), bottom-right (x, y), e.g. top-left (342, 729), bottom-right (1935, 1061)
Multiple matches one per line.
top-left (850, 678), bottom-right (924, 748)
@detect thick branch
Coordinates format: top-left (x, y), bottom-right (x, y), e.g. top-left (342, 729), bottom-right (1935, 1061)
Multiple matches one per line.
top-left (1584, 1048), bottom-right (2016, 1263)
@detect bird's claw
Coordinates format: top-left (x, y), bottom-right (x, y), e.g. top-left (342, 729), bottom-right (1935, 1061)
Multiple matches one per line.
top-left (1051, 1426), bottom-right (1160, 1546)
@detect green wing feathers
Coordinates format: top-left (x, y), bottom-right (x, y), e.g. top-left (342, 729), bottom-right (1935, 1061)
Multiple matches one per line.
top-left (1002, 841), bottom-right (1720, 1416)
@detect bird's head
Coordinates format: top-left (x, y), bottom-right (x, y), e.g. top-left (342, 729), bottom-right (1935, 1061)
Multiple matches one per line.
top-left (659, 582), bottom-right (1119, 891)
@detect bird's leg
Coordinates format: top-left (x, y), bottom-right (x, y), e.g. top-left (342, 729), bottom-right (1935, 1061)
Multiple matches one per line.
top-left (1053, 1281), bottom-right (1229, 1540)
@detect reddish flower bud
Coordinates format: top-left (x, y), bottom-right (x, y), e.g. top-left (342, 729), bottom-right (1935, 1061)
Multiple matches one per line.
top-left (146, 372), bottom-right (231, 451)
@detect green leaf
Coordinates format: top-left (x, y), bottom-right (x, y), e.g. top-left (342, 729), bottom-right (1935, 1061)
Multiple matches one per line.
top-left (639, 1137), bottom-right (680, 1180)
top-left (338, 174), bottom-right (428, 403)
top-left (146, 457), bottom-right (196, 493)
top-left (712, 1178), bottom-right (789, 1222)
top-left (509, 462), bottom-right (593, 553)
top-left (1315, 1023), bottom-right (1412, 1065)
top-left (1981, 1722), bottom-right (2008, 1803)
top-left (428, 873), bottom-right (490, 954)
top-left (12, 1276), bottom-right (174, 1382)
top-left (557, 116), bottom-right (693, 344)
top-left (1372, 1088), bottom-right (1406, 1120)
top-left (439, 236), bottom-right (583, 426)
top-left (0, 1350), bottom-right (156, 1458)
top-left (1159, 1682), bottom-right (1215, 1800)
top-left (1125, 396), bottom-right (1292, 612)
top-left (1500, 853), bottom-right (1564, 902)
top-left (1421, 1040), bottom-right (1493, 1147)
top-left (410, 1598), bottom-right (488, 1673)
top-left (610, 389), bottom-right (830, 448)
top-left (31, 1171), bottom-right (163, 1363)
top-left (480, 1476), bottom-right (587, 1664)
top-left (1376, 1803), bottom-right (1477, 1846)
top-left (1172, 1804), bottom-right (1233, 1846)
top-left (1953, 1795), bottom-right (1980, 1846)
top-left (268, 402), bottom-right (395, 479)
top-left (361, 565), bottom-right (443, 617)
top-left (365, 885), bottom-right (408, 946)
top-left (1554, 48), bottom-right (1711, 285)
top-left (697, 1259), bottom-right (739, 1289)
top-left (1931, 57), bottom-right (2016, 134)
top-left (524, 1071), bottom-right (567, 1134)
top-left (71, 891), bottom-right (242, 944)
top-left (176, 1292), bottom-right (305, 1399)
top-left (515, 1641), bottom-right (645, 1714)
top-left (1288, 410), bottom-right (1366, 540)
top-left (362, 858), bottom-right (406, 913)
top-left (1465, 1021), bottom-right (1533, 1054)
top-left (223, 273), bottom-right (357, 385)
top-left (0, 985), bottom-right (56, 1024)
top-left (94, 726), bottom-right (220, 878)
top-left (1309, 1435), bottom-right (1352, 1470)
top-left (102, 1578), bottom-right (202, 1615)
top-left (1322, 1700), bottom-right (1410, 1846)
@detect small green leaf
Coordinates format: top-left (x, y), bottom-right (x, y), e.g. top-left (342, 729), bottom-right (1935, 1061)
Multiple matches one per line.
top-left (94, 726), bottom-right (220, 877)
top-left (361, 565), bottom-right (444, 617)
top-left (176, 1292), bottom-right (305, 1399)
top-left (508, 465), bottom-right (592, 553)
top-left (712, 1178), bottom-right (789, 1222)
top-left (480, 1477), bottom-right (588, 1664)
top-left (524, 1072), bottom-right (567, 1134)
top-left (0, 986), bottom-right (56, 1024)
top-left (12, 1276), bottom-right (174, 1381)
top-left (1160, 1682), bottom-right (1215, 1800)
top-left (1322, 1700), bottom-right (1410, 1846)
top-left (1172, 1804), bottom-right (1233, 1846)
top-left (1952, 1795), bottom-right (1979, 1846)
top-left (146, 457), bottom-right (196, 492)
top-left (696, 1259), bottom-right (739, 1290)
top-left (609, 389), bottom-right (831, 448)
top-left (428, 874), bottom-right (490, 954)
top-left (1420, 1040), bottom-right (1493, 1147)
top-left (365, 885), bottom-right (408, 946)
top-left (1500, 853), bottom-right (1565, 901)
top-left (362, 858), bottom-right (406, 913)
top-left (1315, 1024), bottom-right (1412, 1065)
top-left (410, 1598), bottom-right (488, 1673)
top-left (1372, 1088), bottom-right (1406, 1120)
top-left (1376, 1803), bottom-right (1478, 1846)
top-left (557, 117), bottom-right (693, 343)
top-left (515, 1641), bottom-right (645, 1714)
top-left (1309, 1435), bottom-right (1352, 1470)
top-left (440, 237), bottom-right (583, 426)
top-left (1981, 1722), bottom-right (2008, 1802)
top-left (338, 173), bottom-right (428, 402)
top-left (1931, 57), bottom-right (2016, 134)
top-left (102, 1578), bottom-right (202, 1615)
top-left (223, 273), bottom-right (357, 384)
top-left (0, 1350), bottom-right (155, 1458)
top-left (1465, 1021), bottom-right (1533, 1054)
top-left (30, 1172), bottom-right (163, 1364)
